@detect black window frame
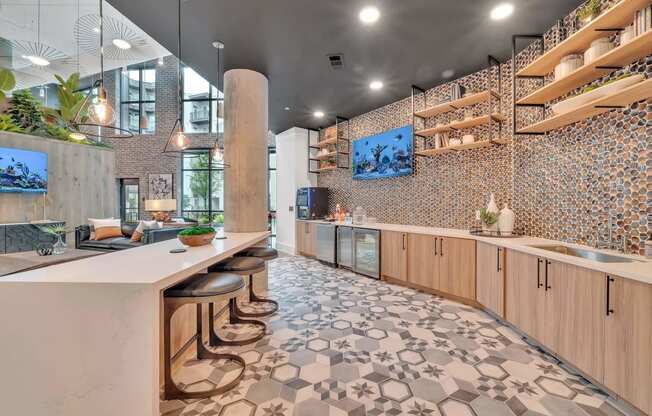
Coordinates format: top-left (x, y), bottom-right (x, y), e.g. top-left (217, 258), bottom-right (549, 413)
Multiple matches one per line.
top-left (268, 146), bottom-right (276, 239)
top-left (180, 152), bottom-right (224, 223)
top-left (181, 65), bottom-right (223, 134)
top-left (119, 64), bottom-right (156, 135)
top-left (119, 178), bottom-right (140, 223)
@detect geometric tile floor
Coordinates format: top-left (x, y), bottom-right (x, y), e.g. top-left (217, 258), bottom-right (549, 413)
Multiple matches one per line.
top-left (161, 256), bottom-right (626, 416)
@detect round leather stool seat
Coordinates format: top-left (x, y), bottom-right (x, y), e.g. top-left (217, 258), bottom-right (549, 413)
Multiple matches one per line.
top-left (165, 272), bottom-right (244, 298)
top-left (236, 247), bottom-right (278, 261)
top-left (211, 256), bottom-right (265, 274)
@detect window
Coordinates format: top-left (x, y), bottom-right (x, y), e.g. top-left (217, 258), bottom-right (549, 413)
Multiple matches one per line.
top-left (182, 67), bottom-right (223, 134)
top-left (119, 66), bottom-right (156, 134)
top-left (120, 179), bottom-right (140, 222)
top-left (268, 147), bottom-right (277, 243)
top-left (181, 153), bottom-right (224, 225)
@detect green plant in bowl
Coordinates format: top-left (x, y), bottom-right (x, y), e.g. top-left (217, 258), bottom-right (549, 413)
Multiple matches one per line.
top-left (178, 226), bottom-right (216, 236)
top-left (577, 0), bottom-right (601, 25)
top-left (479, 208), bottom-right (500, 227)
top-left (178, 226), bottom-right (217, 247)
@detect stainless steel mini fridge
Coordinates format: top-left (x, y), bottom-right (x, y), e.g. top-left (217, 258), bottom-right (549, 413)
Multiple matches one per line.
top-left (337, 226), bottom-right (380, 279)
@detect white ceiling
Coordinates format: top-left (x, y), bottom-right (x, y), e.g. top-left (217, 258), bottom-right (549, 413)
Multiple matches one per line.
top-left (0, 0), bottom-right (170, 90)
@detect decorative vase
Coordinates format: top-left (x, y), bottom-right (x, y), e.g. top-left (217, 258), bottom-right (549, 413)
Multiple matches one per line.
top-left (498, 203), bottom-right (515, 235)
top-left (487, 193), bottom-right (499, 214)
top-left (52, 233), bottom-right (67, 255)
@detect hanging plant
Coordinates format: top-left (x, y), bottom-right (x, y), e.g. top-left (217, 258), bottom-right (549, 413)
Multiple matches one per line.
top-left (0, 68), bottom-right (16, 102)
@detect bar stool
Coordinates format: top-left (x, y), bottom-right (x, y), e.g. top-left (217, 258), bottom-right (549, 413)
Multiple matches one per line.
top-left (235, 247), bottom-right (279, 317)
top-left (163, 272), bottom-right (249, 400)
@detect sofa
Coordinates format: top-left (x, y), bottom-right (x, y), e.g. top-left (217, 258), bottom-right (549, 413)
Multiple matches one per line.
top-left (75, 223), bottom-right (188, 252)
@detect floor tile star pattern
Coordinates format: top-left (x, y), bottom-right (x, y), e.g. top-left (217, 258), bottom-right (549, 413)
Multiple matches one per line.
top-left (161, 256), bottom-right (625, 416)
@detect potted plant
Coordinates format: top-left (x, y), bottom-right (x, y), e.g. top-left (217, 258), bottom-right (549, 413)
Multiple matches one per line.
top-left (479, 208), bottom-right (500, 233)
top-left (40, 224), bottom-right (69, 255)
top-left (177, 226), bottom-right (216, 247)
top-left (577, 0), bottom-right (601, 26)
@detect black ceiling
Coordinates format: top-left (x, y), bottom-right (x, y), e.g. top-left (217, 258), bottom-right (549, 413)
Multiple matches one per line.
top-left (107, 0), bottom-right (583, 134)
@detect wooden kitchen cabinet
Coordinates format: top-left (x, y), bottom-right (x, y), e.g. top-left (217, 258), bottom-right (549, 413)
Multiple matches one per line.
top-left (381, 231), bottom-right (407, 281)
top-left (296, 221), bottom-right (315, 257)
top-left (505, 250), bottom-right (547, 342)
top-left (476, 242), bottom-right (505, 317)
top-left (604, 276), bottom-right (652, 415)
top-left (438, 237), bottom-right (476, 300)
top-left (546, 262), bottom-right (605, 381)
top-left (407, 233), bottom-right (439, 289)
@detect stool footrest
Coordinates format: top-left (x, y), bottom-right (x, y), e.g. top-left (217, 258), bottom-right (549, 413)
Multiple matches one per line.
top-left (208, 299), bottom-right (267, 347)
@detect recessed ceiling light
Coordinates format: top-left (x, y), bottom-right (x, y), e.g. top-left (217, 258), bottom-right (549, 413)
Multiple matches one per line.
top-left (157, 58), bottom-right (164, 66)
top-left (212, 41), bottom-right (225, 49)
top-left (359, 6), bottom-right (380, 24)
top-left (314, 111), bottom-right (325, 118)
top-left (22, 55), bottom-right (50, 66)
top-left (284, 106), bottom-right (291, 111)
top-left (490, 3), bottom-right (514, 20)
top-left (441, 69), bottom-right (455, 79)
top-left (369, 80), bottom-right (383, 90)
top-left (112, 38), bottom-right (132, 49)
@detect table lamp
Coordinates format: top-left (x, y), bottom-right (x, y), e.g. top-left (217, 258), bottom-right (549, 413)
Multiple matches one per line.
top-left (145, 199), bottom-right (177, 222)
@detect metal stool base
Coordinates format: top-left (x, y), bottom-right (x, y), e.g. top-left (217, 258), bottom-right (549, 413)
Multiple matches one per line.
top-left (235, 274), bottom-right (279, 318)
top-left (208, 298), bottom-right (266, 347)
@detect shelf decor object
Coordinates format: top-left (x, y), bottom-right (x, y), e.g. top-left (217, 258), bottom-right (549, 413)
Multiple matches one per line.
top-left (513, 0), bottom-right (652, 135)
top-left (550, 73), bottom-right (643, 115)
top-left (411, 55), bottom-right (507, 158)
top-left (308, 115), bottom-right (350, 174)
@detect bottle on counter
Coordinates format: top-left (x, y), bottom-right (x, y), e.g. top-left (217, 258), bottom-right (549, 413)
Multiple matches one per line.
top-left (335, 204), bottom-right (341, 221)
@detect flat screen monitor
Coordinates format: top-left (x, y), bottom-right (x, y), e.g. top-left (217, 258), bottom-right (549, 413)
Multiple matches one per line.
top-left (0, 147), bottom-right (48, 193)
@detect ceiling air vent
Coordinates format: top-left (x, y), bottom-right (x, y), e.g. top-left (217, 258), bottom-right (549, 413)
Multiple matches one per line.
top-left (327, 54), bottom-right (344, 69)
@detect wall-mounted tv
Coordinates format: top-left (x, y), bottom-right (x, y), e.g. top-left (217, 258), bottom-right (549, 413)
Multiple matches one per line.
top-left (352, 125), bottom-right (413, 180)
top-left (0, 147), bottom-right (48, 193)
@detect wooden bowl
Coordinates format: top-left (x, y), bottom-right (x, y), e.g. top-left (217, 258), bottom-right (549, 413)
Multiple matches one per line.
top-left (178, 232), bottom-right (216, 247)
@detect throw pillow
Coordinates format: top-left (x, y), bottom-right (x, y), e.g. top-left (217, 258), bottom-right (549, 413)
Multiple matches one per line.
top-left (131, 220), bottom-right (162, 242)
top-left (92, 219), bottom-right (122, 240)
top-left (88, 217), bottom-right (115, 240)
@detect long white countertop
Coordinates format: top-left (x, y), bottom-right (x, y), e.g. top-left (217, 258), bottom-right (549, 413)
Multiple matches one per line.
top-left (298, 220), bottom-right (652, 284)
top-left (2, 231), bottom-right (270, 288)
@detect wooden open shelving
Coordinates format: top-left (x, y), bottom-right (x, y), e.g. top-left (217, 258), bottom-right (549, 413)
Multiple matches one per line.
top-left (517, 30), bottom-right (652, 105)
top-left (314, 151), bottom-right (337, 160)
top-left (415, 139), bottom-right (508, 157)
top-left (517, 77), bottom-right (652, 133)
top-left (314, 165), bottom-right (337, 172)
top-left (517, 0), bottom-right (651, 77)
top-left (414, 90), bottom-right (499, 118)
top-left (415, 114), bottom-right (507, 137)
top-left (314, 137), bottom-right (337, 148)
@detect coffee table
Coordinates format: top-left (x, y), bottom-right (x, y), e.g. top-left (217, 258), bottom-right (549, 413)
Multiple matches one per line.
top-left (0, 249), bottom-right (103, 277)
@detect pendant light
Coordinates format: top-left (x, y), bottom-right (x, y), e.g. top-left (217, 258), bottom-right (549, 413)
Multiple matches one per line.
top-left (71, 0), bottom-right (133, 139)
top-left (162, 0), bottom-right (189, 155)
top-left (210, 40), bottom-right (224, 164)
top-left (87, 0), bottom-right (115, 125)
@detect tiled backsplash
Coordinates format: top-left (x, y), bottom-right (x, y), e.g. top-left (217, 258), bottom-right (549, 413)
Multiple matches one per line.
top-left (318, 0), bottom-right (651, 254)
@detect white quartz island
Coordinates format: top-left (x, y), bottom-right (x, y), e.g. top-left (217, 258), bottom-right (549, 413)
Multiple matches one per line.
top-left (0, 231), bottom-right (270, 416)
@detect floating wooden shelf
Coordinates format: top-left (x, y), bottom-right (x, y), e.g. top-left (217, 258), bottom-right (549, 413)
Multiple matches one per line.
top-left (315, 165), bottom-right (337, 172)
top-left (415, 139), bottom-right (508, 156)
top-left (314, 151), bottom-right (337, 160)
top-left (517, 0), bottom-right (651, 77)
top-left (415, 114), bottom-right (506, 137)
top-left (517, 78), bottom-right (652, 133)
top-left (518, 30), bottom-right (652, 105)
top-left (315, 137), bottom-right (337, 148)
top-left (414, 90), bottom-right (498, 118)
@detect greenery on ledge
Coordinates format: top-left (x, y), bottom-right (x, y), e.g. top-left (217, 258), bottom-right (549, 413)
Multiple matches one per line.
top-left (0, 69), bottom-right (111, 149)
top-left (178, 226), bottom-right (216, 236)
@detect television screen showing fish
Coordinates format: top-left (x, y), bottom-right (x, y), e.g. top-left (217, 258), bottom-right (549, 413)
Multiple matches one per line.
top-left (352, 125), bottom-right (413, 180)
top-left (0, 147), bottom-right (48, 193)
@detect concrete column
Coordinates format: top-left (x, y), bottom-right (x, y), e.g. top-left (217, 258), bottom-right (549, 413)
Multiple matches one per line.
top-left (223, 69), bottom-right (269, 233)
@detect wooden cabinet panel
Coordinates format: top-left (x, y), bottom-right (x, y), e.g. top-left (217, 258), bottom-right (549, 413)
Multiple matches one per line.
top-left (381, 231), bottom-right (407, 281)
top-left (604, 276), bottom-right (652, 414)
top-left (546, 262), bottom-right (605, 381)
top-left (295, 221), bottom-right (315, 257)
top-left (439, 237), bottom-right (476, 299)
top-left (305, 222), bottom-right (315, 257)
top-left (407, 233), bottom-right (439, 289)
top-left (505, 250), bottom-right (546, 342)
top-left (476, 242), bottom-right (505, 317)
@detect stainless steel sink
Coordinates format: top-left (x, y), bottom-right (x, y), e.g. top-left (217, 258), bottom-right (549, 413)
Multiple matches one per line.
top-left (527, 245), bottom-right (641, 263)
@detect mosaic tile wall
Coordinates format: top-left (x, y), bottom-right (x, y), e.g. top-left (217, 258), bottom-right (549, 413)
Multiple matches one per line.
top-left (318, 0), bottom-right (651, 254)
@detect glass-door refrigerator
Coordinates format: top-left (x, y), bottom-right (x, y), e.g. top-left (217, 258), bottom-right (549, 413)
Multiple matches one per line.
top-left (353, 228), bottom-right (380, 279)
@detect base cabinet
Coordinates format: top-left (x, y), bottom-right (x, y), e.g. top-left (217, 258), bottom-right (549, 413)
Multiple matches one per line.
top-left (439, 237), bottom-right (476, 299)
top-left (381, 231), bottom-right (407, 281)
top-left (476, 242), bottom-right (505, 317)
top-left (295, 221), bottom-right (315, 257)
top-left (505, 250), bottom-right (547, 342)
top-left (407, 233), bottom-right (439, 289)
top-left (604, 276), bottom-right (652, 415)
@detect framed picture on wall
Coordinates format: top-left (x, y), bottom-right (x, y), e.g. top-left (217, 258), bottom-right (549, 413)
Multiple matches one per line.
top-left (148, 174), bottom-right (173, 199)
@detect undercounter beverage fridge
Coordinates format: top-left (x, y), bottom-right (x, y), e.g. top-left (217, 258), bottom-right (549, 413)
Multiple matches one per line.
top-left (337, 227), bottom-right (380, 279)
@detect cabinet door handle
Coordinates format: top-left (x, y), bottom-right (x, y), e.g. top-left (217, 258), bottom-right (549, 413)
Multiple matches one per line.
top-left (606, 275), bottom-right (615, 316)
top-left (545, 260), bottom-right (551, 291)
top-left (496, 247), bottom-right (501, 272)
top-left (402, 234), bottom-right (406, 250)
top-left (434, 236), bottom-right (437, 255)
top-left (440, 238), bottom-right (444, 256)
top-left (536, 259), bottom-right (543, 288)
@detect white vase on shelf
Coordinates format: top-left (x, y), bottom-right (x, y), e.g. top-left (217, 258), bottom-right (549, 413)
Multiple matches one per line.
top-left (487, 193), bottom-right (498, 214)
top-left (498, 203), bottom-right (515, 235)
